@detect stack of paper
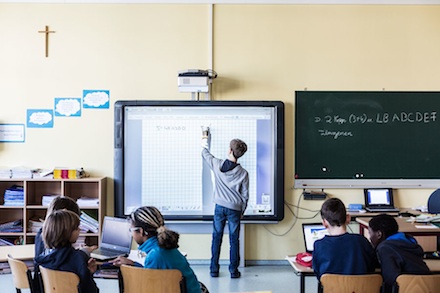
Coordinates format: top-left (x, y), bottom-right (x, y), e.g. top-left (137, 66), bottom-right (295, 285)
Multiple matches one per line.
top-left (42, 195), bottom-right (61, 206)
top-left (28, 218), bottom-right (44, 233)
top-left (73, 236), bottom-right (86, 249)
top-left (0, 168), bottom-right (11, 179)
top-left (76, 197), bottom-right (99, 207)
top-left (3, 185), bottom-right (24, 206)
top-left (413, 214), bottom-right (440, 223)
top-left (11, 166), bottom-right (32, 179)
top-left (79, 211), bottom-right (99, 233)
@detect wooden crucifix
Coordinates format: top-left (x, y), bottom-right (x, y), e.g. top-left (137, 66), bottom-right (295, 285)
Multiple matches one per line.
top-left (38, 25), bottom-right (55, 57)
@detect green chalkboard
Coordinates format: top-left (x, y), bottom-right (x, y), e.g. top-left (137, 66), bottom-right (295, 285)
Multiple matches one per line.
top-left (295, 91), bottom-right (440, 182)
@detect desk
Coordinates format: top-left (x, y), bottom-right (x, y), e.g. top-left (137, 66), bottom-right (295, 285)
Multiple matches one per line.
top-left (348, 208), bottom-right (421, 220)
top-left (356, 217), bottom-right (440, 251)
top-left (286, 255), bottom-right (440, 293)
top-left (0, 244), bottom-right (34, 262)
top-left (285, 256), bottom-right (314, 293)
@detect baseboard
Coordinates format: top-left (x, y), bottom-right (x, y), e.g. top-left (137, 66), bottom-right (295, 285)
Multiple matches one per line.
top-left (188, 259), bottom-right (289, 266)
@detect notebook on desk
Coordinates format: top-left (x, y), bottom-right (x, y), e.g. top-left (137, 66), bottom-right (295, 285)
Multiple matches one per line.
top-left (364, 188), bottom-right (400, 212)
top-left (302, 223), bottom-right (329, 253)
top-left (90, 216), bottom-right (132, 260)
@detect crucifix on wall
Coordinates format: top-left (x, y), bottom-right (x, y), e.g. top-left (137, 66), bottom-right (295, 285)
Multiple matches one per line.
top-left (38, 25), bottom-right (55, 57)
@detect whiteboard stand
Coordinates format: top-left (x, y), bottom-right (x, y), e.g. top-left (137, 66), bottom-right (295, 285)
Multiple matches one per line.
top-left (240, 223), bottom-right (245, 267)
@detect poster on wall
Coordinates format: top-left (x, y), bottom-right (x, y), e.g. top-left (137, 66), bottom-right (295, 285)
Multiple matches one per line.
top-left (54, 98), bottom-right (82, 117)
top-left (83, 90), bottom-right (110, 109)
top-left (27, 109), bottom-right (54, 128)
top-left (0, 124), bottom-right (25, 142)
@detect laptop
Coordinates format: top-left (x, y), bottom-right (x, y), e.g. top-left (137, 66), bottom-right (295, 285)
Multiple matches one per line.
top-left (364, 188), bottom-right (399, 212)
top-left (302, 223), bottom-right (329, 253)
top-left (90, 216), bottom-right (133, 260)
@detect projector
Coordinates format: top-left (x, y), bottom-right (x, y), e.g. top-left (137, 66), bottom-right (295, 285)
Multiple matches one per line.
top-left (178, 69), bottom-right (211, 93)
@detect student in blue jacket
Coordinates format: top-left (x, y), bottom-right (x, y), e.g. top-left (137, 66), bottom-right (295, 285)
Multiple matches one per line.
top-left (111, 206), bottom-right (203, 293)
top-left (34, 210), bottom-right (99, 293)
top-left (368, 214), bottom-right (430, 293)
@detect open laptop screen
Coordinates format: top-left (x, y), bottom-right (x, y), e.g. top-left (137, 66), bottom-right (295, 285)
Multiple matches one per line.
top-left (364, 188), bottom-right (394, 208)
top-left (100, 216), bottom-right (132, 251)
top-left (302, 223), bottom-right (329, 253)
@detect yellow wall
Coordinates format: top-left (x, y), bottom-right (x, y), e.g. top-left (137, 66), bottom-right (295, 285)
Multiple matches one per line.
top-left (1, 3), bottom-right (439, 261)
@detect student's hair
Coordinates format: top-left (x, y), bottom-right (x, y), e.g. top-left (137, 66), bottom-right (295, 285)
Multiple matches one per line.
top-left (320, 197), bottom-right (347, 227)
top-left (230, 139), bottom-right (247, 159)
top-left (369, 214), bottom-right (399, 238)
top-left (130, 206), bottom-right (179, 249)
top-left (42, 210), bottom-right (80, 249)
top-left (46, 196), bottom-right (80, 219)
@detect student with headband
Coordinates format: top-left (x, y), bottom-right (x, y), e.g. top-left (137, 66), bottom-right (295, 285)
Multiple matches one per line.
top-left (111, 206), bottom-right (204, 293)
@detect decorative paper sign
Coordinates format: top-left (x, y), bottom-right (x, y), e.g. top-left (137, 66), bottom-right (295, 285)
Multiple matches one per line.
top-left (27, 109), bottom-right (54, 128)
top-left (0, 124), bottom-right (25, 142)
top-left (83, 90), bottom-right (110, 109)
top-left (54, 98), bottom-right (82, 117)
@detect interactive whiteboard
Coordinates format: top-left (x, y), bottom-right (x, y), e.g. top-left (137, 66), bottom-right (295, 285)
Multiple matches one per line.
top-left (114, 100), bottom-right (284, 222)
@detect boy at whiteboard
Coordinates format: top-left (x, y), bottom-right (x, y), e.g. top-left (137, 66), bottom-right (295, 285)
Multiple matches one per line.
top-left (201, 127), bottom-right (249, 279)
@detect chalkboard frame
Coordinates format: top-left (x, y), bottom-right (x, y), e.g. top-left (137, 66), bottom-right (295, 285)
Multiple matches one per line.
top-left (294, 91), bottom-right (440, 189)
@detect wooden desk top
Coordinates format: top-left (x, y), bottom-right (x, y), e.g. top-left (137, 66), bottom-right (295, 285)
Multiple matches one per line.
top-left (348, 208), bottom-right (421, 218)
top-left (0, 244), bottom-right (35, 262)
top-left (356, 217), bottom-right (440, 233)
top-left (286, 255), bottom-right (440, 274)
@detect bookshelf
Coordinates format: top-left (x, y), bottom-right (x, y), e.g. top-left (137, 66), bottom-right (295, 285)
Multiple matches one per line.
top-left (0, 177), bottom-right (106, 247)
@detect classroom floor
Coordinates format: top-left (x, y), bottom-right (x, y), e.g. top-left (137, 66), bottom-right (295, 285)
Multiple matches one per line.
top-left (0, 264), bottom-right (320, 293)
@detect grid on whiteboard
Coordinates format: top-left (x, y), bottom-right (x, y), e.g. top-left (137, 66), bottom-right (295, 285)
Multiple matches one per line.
top-left (141, 118), bottom-right (257, 212)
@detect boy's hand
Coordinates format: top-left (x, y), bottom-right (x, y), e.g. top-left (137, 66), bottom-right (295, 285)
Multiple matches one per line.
top-left (201, 126), bottom-right (210, 149)
top-left (87, 258), bottom-right (98, 274)
top-left (201, 126), bottom-right (210, 138)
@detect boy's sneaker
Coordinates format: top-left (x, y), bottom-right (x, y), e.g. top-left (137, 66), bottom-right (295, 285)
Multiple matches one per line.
top-left (210, 271), bottom-right (219, 277)
top-left (230, 271), bottom-right (241, 278)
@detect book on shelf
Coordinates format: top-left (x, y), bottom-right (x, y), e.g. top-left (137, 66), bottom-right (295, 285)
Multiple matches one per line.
top-left (0, 238), bottom-right (14, 246)
top-left (0, 219), bottom-right (23, 233)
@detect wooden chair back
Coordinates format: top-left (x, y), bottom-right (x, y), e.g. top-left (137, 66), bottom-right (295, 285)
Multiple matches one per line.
top-left (119, 265), bottom-right (183, 293)
top-left (395, 274), bottom-right (440, 293)
top-left (39, 266), bottom-right (80, 293)
top-left (7, 254), bottom-right (34, 293)
top-left (320, 273), bottom-right (383, 293)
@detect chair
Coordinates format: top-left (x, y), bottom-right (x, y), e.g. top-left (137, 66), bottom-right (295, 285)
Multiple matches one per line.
top-left (7, 254), bottom-right (34, 293)
top-left (118, 265), bottom-right (184, 293)
top-left (395, 274), bottom-right (440, 293)
top-left (320, 273), bottom-right (383, 293)
top-left (39, 266), bottom-right (80, 293)
top-left (427, 189), bottom-right (440, 214)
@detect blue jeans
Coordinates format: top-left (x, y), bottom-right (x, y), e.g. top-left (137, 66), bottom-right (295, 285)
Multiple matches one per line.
top-left (210, 204), bottom-right (241, 274)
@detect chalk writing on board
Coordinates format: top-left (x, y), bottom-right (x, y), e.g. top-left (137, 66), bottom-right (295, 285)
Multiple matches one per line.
top-left (314, 111), bottom-right (437, 125)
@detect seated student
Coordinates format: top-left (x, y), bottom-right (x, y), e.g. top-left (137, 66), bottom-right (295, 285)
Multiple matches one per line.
top-left (111, 206), bottom-right (204, 293)
top-left (368, 214), bottom-right (430, 293)
top-left (35, 196), bottom-right (96, 258)
top-left (312, 197), bottom-right (377, 280)
top-left (34, 210), bottom-right (99, 293)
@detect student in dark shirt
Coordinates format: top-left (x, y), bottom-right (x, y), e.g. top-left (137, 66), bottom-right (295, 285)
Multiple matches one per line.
top-left (35, 196), bottom-right (96, 259)
top-left (312, 198), bottom-right (376, 280)
top-left (35, 210), bottom-right (99, 293)
top-left (368, 214), bottom-right (430, 293)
